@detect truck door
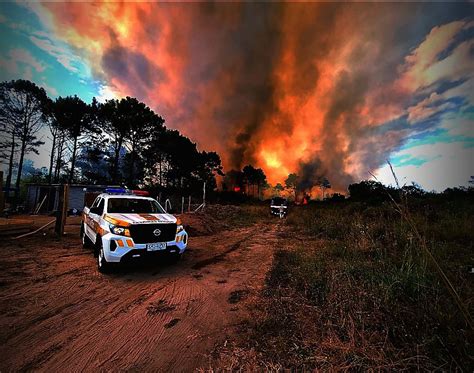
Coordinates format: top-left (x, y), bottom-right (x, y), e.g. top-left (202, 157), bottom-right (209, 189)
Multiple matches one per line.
top-left (86, 197), bottom-right (104, 242)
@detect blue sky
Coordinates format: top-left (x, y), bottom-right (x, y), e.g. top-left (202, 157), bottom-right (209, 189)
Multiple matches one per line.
top-left (0, 2), bottom-right (101, 101)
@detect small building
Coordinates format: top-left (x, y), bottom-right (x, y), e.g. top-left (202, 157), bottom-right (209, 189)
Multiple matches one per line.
top-left (26, 184), bottom-right (116, 214)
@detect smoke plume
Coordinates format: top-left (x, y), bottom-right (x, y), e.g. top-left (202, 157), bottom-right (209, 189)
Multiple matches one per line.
top-left (35, 2), bottom-right (473, 192)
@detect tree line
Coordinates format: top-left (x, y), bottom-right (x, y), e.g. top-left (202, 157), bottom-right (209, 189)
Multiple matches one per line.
top-left (0, 79), bottom-right (224, 200)
top-left (221, 168), bottom-right (334, 201)
top-left (222, 165), bottom-right (267, 198)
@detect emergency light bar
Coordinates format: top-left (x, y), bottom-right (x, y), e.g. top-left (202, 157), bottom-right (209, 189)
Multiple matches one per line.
top-left (132, 190), bottom-right (150, 196)
top-left (104, 187), bottom-right (130, 194)
top-left (104, 187), bottom-right (149, 196)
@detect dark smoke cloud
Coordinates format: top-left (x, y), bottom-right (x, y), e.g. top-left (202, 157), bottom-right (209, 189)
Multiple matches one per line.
top-left (194, 3), bottom-right (285, 168)
top-left (101, 29), bottom-right (167, 102)
top-left (297, 158), bottom-right (326, 191)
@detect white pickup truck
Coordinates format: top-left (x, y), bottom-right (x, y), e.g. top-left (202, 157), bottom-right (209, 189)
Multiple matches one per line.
top-left (81, 188), bottom-right (188, 273)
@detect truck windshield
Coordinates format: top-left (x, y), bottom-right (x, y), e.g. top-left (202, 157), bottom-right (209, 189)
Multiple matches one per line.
top-left (272, 198), bottom-right (287, 206)
top-left (107, 198), bottom-right (166, 214)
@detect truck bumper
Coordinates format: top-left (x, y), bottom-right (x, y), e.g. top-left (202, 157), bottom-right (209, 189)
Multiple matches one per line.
top-left (102, 231), bottom-right (188, 263)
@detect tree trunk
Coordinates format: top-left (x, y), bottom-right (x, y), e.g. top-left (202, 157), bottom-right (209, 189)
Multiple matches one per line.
top-left (15, 96), bottom-right (30, 198)
top-left (112, 137), bottom-right (122, 183)
top-left (15, 140), bottom-right (26, 196)
top-left (68, 136), bottom-right (78, 184)
top-left (158, 153), bottom-right (162, 187)
top-left (129, 138), bottom-right (136, 188)
top-left (54, 134), bottom-right (64, 182)
top-left (5, 131), bottom-right (16, 194)
top-left (48, 131), bottom-right (56, 184)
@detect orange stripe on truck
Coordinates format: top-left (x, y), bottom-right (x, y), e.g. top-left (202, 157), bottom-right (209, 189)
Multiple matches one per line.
top-left (104, 214), bottom-right (131, 227)
top-left (138, 214), bottom-right (160, 221)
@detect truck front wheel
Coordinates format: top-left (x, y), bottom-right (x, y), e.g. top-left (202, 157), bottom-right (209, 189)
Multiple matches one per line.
top-left (96, 237), bottom-right (111, 273)
top-left (81, 223), bottom-right (93, 249)
top-left (168, 252), bottom-right (182, 264)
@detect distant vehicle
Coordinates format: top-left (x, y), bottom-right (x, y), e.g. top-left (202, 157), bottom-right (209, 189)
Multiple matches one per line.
top-left (81, 188), bottom-right (188, 273)
top-left (270, 197), bottom-right (288, 219)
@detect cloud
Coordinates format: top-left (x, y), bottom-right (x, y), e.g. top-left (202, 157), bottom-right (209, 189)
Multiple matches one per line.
top-left (0, 48), bottom-right (46, 80)
top-left (9, 48), bottom-right (46, 72)
top-left (40, 81), bottom-right (58, 96)
top-left (23, 66), bottom-right (33, 81)
top-left (390, 153), bottom-right (440, 168)
top-left (0, 56), bottom-right (18, 74)
top-left (29, 35), bottom-right (80, 73)
top-left (376, 141), bottom-right (473, 191)
top-left (95, 83), bottom-right (118, 103)
top-left (407, 92), bottom-right (457, 123)
top-left (398, 20), bottom-right (473, 92)
top-left (438, 112), bottom-right (474, 138)
top-left (399, 19), bottom-right (474, 181)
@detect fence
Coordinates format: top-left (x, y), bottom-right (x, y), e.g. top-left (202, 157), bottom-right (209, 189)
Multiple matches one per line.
top-left (157, 182), bottom-right (207, 214)
top-left (158, 194), bottom-right (204, 214)
top-left (24, 182), bottom-right (208, 216)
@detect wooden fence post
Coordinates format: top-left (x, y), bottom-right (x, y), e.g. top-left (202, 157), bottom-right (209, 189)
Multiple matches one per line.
top-left (203, 182), bottom-right (206, 210)
top-left (55, 184), bottom-right (69, 237)
top-left (0, 171), bottom-right (4, 214)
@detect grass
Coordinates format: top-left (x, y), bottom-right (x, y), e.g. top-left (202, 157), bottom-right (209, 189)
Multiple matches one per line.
top-left (225, 195), bottom-right (473, 370)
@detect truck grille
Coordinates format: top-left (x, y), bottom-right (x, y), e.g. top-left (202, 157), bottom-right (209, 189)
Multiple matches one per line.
top-left (129, 223), bottom-right (177, 244)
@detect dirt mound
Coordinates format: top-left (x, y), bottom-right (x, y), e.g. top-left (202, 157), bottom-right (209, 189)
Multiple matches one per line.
top-left (180, 205), bottom-right (243, 236)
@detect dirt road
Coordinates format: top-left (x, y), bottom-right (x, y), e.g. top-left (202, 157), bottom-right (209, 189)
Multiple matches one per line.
top-left (0, 215), bottom-right (282, 371)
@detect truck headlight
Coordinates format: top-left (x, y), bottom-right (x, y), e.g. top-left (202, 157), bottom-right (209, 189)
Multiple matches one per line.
top-left (109, 224), bottom-right (130, 237)
top-left (176, 225), bottom-right (184, 234)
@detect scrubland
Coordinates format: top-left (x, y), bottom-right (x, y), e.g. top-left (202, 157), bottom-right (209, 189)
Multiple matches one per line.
top-left (215, 193), bottom-right (473, 370)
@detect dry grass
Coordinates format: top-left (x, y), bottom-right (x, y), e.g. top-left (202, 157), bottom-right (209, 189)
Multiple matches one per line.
top-left (210, 193), bottom-right (474, 370)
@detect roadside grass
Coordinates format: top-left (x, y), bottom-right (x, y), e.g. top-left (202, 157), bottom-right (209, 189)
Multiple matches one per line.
top-left (234, 196), bottom-right (473, 370)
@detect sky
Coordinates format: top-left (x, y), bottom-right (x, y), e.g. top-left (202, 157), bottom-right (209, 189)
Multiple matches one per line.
top-left (0, 2), bottom-right (472, 193)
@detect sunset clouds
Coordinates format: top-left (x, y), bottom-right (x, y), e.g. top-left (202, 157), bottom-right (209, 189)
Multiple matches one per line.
top-left (1, 2), bottom-right (472, 191)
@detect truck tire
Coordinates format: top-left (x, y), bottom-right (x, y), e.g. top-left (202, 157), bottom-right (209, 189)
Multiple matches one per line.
top-left (168, 252), bottom-right (182, 264)
top-left (96, 237), bottom-right (112, 273)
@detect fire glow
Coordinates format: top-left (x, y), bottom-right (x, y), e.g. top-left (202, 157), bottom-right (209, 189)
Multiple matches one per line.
top-left (33, 3), bottom-right (473, 192)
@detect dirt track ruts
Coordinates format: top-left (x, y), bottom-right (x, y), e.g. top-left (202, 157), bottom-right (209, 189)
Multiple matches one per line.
top-left (0, 217), bottom-right (282, 371)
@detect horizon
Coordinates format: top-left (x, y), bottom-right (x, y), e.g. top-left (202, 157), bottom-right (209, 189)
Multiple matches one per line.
top-left (0, 2), bottom-right (473, 192)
